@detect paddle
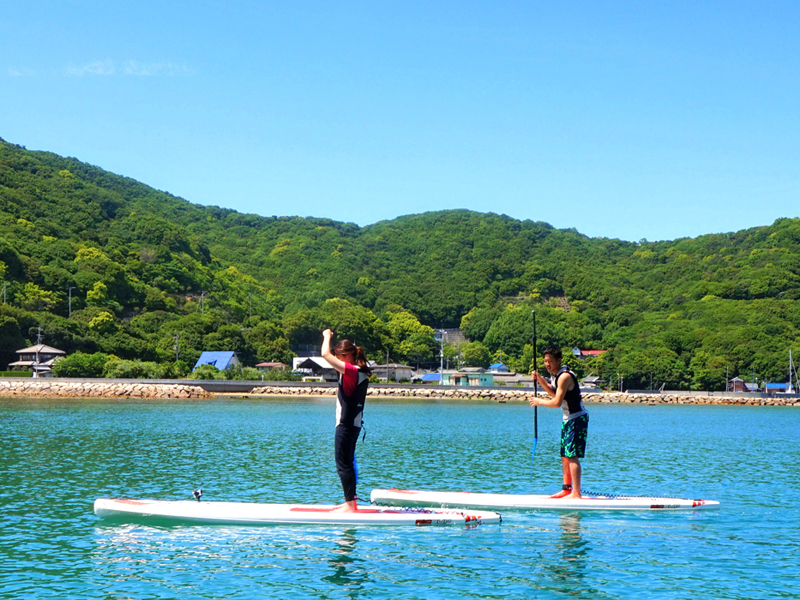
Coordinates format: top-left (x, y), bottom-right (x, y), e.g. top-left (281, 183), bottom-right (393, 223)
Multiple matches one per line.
top-left (532, 310), bottom-right (538, 460)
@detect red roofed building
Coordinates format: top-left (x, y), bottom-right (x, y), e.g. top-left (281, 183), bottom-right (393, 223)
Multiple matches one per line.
top-left (571, 347), bottom-right (607, 360)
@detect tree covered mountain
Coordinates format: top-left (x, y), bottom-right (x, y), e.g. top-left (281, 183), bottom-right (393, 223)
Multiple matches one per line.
top-left (1, 136), bottom-right (799, 389)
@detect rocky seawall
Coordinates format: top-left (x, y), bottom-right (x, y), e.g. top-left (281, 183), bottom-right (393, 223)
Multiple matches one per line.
top-left (250, 385), bottom-right (800, 406)
top-left (0, 380), bottom-right (212, 399)
top-left (1, 380), bottom-right (797, 405)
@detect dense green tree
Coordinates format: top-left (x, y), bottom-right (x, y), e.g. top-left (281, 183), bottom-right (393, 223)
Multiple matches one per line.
top-left (385, 308), bottom-right (436, 366)
top-left (3, 137), bottom-right (800, 389)
top-left (461, 340), bottom-right (492, 368)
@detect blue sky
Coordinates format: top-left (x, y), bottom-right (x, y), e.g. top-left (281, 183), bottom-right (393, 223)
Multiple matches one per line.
top-left (2, 1), bottom-right (798, 241)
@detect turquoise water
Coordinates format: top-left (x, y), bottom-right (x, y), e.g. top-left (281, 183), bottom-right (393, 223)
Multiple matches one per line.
top-left (1, 397), bottom-right (798, 599)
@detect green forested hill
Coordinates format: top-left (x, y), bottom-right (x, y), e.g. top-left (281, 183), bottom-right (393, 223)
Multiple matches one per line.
top-left (1, 137), bottom-right (799, 389)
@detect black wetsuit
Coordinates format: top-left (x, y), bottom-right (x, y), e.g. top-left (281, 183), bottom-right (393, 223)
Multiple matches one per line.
top-left (335, 363), bottom-right (369, 501)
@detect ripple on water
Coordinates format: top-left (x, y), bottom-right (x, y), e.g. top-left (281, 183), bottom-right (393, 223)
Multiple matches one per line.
top-left (0, 398), bottom-right (798, 599)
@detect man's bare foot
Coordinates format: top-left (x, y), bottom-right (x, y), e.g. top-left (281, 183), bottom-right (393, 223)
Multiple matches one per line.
top-left (550, 487), bottom-right (572, 499)
top-left (331, 501), bottom-right (358, 512)
top-left (561, 492), bottom-right (583, 500)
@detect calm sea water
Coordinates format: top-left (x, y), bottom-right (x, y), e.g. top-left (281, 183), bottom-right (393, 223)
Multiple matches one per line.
top-left (0, 397), bottom-right (798, 599)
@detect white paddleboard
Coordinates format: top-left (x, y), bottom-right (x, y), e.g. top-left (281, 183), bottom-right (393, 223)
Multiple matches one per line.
top-left (93, 498), bottom-right (501, 526)
top-left (370, 488), bottom-right (720, 511)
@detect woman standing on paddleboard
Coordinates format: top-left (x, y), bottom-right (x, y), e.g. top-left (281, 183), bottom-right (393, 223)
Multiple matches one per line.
top-left (321, 328), bottom-right (371, 512)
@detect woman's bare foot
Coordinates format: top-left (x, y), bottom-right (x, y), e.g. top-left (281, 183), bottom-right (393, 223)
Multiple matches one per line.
top-left (331, 500), bottom-right (358, 512)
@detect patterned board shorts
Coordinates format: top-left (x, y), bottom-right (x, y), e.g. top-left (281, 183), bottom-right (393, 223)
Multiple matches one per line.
top-left (561, 413), bottom-right (589, 458)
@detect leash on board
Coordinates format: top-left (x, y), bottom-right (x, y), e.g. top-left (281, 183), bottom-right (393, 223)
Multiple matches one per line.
top-left (354, 423), bottom-right (366, 482)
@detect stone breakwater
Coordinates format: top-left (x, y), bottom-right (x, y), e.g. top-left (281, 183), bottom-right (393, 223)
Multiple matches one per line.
top-left (250, 385), bottom-right (800, 406)
top-left (1, 380), bottom-right (797, 405)
top-left (0, 380), bottom-right (212, 399)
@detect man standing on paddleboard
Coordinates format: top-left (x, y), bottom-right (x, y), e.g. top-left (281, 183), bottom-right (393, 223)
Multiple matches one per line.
top-left (529, 345), bottom-right (589, 499)
top-left (321, 328), bottom-right (371, 512)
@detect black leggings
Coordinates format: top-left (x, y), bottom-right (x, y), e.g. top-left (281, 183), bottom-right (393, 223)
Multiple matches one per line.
top-left (335, 425), bottom-right (360, 502)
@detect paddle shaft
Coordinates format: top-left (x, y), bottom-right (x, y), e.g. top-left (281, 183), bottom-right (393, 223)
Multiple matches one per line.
top-left (532, 311), bottom-right (538, 456)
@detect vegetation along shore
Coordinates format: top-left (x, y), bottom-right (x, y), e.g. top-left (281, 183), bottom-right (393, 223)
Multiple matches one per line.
top-left (2, 137), bottom-right (800, 392)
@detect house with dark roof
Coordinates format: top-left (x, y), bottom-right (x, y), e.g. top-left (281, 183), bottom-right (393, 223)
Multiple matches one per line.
top-left (294, 356), bottom-right (338, 382)
top-left (8, 344), bottom-right (66, 377)
top-left (193, 351), bottom-right (240, 371)
top-left (580, 374), bottom-right (605, 389)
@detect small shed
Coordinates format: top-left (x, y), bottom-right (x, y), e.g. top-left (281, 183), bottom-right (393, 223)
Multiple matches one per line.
top-left (488, 362), bottom-right (510, 373)
top-left (193, 351), bottom-right (240, 371)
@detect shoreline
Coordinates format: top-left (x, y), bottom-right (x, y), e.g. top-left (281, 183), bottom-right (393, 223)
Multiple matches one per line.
top-left (250, 385), bottom-right (800, 406)
top-left (0, 379), bottom-right (798, 405)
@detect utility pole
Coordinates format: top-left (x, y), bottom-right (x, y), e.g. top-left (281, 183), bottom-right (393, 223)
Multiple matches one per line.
top-left (68, 286), bottom-right (76, 317)
top-left (1, 283), bottom-right (6, 304)
top-left (200, 291), bottom-right (206, 315)
top-left (173, 334), bottom-right (180, 361)
top-left (34, 326), bottom-right (43, 379)
top-left (438, 329), bottom-right (445, 384)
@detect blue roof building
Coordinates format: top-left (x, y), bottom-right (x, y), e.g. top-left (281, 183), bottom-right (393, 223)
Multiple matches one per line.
top-left (488, 362), bottom-right (509, 373)
top-left (765, 382), bottom-right (790, 392)
top-left (420, 373), bottom-right (441, 382)
top-left (193, 351), bottom-right (240, 371)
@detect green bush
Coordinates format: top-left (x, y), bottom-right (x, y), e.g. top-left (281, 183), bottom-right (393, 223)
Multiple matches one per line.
top-left (257, 368), bottom-right (301, 382)
top-left (0, 370), bottom-right (32, 377)
top-left (51, 352), bottom-right (111, 378)
top-left (230, 366), bottom-right (263, 380)
top-left (103, 358), bottom-right (168, 379)
top-left (189, 364), bottom-right (226, 380)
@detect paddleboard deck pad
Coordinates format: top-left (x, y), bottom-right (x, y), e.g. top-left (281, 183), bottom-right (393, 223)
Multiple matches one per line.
top-left (93, 498), bottom-right (501, 526)
top-left (370, 488), bottom-right (720, 511)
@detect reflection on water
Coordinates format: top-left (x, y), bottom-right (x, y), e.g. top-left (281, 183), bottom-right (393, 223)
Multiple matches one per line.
top-left (2, 399), bottom-right (799, 599)
top-left (553, 514), bottom-right (589, 590)
top-left (323, 529), bottom-right (368, 596)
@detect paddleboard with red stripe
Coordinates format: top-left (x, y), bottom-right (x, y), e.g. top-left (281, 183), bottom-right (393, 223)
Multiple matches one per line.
top-left (370, 488), bottom-right (720, 511)
top-left (93, 498), bottom-right (501, 525)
